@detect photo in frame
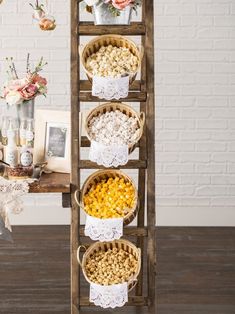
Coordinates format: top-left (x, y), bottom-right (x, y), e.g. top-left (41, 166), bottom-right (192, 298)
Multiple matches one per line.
top-left (34, 109), bottom-right (71, 173)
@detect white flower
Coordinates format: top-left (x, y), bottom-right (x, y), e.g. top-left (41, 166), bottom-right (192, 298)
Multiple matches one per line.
top-left (83, 0), bottom-right (99, 6)
top-left (5, 78), bottom-right (28, 91)
top-left (5, 90), bottom-right (23, 106)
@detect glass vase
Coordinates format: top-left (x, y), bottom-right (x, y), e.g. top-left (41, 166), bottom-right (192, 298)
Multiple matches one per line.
top-left (17, 99), bottom-right (35, 121)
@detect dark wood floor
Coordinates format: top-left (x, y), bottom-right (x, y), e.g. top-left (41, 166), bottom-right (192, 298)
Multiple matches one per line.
top-left (0, 227), bottom-right (235, 314)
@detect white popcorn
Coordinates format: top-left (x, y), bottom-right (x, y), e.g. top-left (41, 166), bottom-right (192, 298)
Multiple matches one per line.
top-left (86, 46), bottom-right (139, 78)
top-left (88, 110), bottom-right (141, 146)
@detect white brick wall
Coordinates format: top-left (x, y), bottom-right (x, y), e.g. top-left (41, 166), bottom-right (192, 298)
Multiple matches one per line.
top-left (0, 0), bottom-right (235, 226)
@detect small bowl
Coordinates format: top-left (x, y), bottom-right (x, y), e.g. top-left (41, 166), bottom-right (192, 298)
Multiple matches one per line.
top-left (7, 165), bottom-right (33, 180)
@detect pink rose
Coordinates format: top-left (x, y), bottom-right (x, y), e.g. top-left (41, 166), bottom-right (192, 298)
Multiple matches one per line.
top-left (31, 73), bottom-right (47, 86)
top-left (112, 0), bottom-right (132, 10)
top-left (19, 84), bottom-right (38, 100)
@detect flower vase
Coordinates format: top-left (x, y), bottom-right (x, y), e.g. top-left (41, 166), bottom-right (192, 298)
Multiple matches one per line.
top-left (93, 3), bottom-right (132, 25)
top-left (33, 9), bottom-right (44, 20)
top-left (17, 99), bottom-right (35, 121)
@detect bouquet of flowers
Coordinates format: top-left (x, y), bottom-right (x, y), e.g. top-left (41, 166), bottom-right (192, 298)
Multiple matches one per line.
top-left (1, 54), bottom-right (47, 106)
top-left (84, 0), bottom-right (141, 16)
top-left (29, 1), bottom-right (56, 31)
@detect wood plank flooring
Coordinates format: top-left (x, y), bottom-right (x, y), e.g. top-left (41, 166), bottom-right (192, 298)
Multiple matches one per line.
top-left (0, 226), bottom-right (235, 314)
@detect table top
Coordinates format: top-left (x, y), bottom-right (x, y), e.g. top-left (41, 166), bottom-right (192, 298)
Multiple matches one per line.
top-left (29, 172), bottom-right (70, 193)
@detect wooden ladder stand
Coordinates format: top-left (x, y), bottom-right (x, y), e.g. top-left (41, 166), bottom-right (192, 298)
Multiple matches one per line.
top-left (70, 0), bottom-right (156, 313)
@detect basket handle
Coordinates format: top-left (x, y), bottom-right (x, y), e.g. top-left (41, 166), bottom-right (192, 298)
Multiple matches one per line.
top-left (77, 245), bottom-right (87, 267)
top-left (128, 248), bottom-right (141, 292)
top-left (74, 189), bottom-right (84, 209)
top-left (128, 279), bottom-right (138, 292)
top-left (139, 111), bottom-right (145, 129)
top-left (137, 44), bottom-right (144, 61)
top-left (78, 44), bottom-right (84, 57)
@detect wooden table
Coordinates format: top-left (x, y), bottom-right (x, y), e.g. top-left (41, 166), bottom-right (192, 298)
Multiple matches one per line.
top-left (29, 172), bottom-right (71, 207)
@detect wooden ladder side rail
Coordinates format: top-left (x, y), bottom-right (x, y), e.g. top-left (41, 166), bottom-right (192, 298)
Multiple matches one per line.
top-left (146, 1), bottom-right (157, 314)
top-left (71, 0), bottom-right (80, 313)
top-left (136, 0), bottom-right (147, 298)
top-left (70, 1), bottom-right (156, 313)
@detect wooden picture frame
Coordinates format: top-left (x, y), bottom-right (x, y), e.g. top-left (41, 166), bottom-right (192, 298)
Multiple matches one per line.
top-left (34, 109), bottom-right (71, 173)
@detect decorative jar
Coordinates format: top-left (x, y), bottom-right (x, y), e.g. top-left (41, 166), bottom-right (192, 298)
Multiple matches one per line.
top-left (17, 99), bottom-right (35, 121)
top-left (93, 3), bottom-right (132, 25)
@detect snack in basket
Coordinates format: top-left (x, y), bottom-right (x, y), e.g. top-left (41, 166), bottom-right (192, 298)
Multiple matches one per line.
top-left (86, 45), bottom-right (138, 77)
top-left (83, 176), bottom-right (135, 219)
top-left (85, 247), bottom-right (138, 285)
top-left (88, 109), bottom-right (141, 146)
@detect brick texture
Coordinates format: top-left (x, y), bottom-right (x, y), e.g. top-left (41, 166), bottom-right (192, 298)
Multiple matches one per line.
top-left (0, 0), bottom-right (235, 226)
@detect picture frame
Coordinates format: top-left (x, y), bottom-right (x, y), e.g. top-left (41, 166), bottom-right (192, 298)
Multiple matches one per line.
top-left (34, 109), bottom-right (71, 173)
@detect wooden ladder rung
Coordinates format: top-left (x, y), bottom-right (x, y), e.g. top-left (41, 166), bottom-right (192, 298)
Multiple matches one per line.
top-left (79, 91), bottom-right (147, 102)
top-left (78, 160), bottom-right (147, 169)
top-left (79, 296), bottom-right (148, 307)
top-left (78, 22), bottom-right (146, 36)
top-left (79, 226), bottom-right (148, 237)
top-left (80, 80), bottom-right (142, 91)
top-left (80, 136), bottom-right (140, 148)
top-left (81, 136), bottom-right (90, 147)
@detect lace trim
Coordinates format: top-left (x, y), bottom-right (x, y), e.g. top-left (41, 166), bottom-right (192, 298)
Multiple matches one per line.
top-left (85, 214), bottom-right (123, 242)
top-left (89, 140), bottom-right (129, 168)
top-left (0, 177), bottom-right (31, 232)
top-left (92, 75), bottom-right (129, 100)
top-left (90, 282), bottom-right (128, 308)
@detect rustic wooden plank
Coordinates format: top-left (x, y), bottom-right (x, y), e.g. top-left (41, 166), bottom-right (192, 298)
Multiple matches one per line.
top-left (145, 1), bottom-right (157, 314)
top-left (1, 227), bottom-right (235, 313)
top-left (78, 22), bottom-right (145, 35)
top-left (71, 0), bottom-right (80, 313)
top-left (136, 1), bottom-right (147, 297)
top-left (79, 91), bottom-right (147, 102)
top-left (79, 226), bottom-right (148, 237)
top-left (29, 173), bottom-right (70, 193)
top-left (81, 136), bottom-right (90, 147)
top-left (78, 160), bottom-right (147, 169)
top-left (0, 226), bottom-right (70, 314)
top-left (80, 296), bottom-right (148, 307)
top-left (80, 80), bottom-right (141, 91)
top-left (80, 136), bottom-right (140, 148)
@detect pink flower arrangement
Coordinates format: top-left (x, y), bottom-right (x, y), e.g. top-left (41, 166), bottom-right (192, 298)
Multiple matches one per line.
top-left (84, 0), bottom-right (141, 16)
top-left (112, 0), bottom-right (133, 10)
top-left (1, 54), bottom-right (47, 106)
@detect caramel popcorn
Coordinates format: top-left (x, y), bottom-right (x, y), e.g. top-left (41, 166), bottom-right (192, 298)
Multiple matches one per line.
top-left (86, 45), bottom-right (139, 77)
top-left (85, 247), bottom-right (138, 285)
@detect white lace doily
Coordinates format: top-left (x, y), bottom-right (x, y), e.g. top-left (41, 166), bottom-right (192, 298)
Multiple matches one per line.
top-left (89, 140), bottom-right (129, 168)
top-left (85, 214), bottom-right (123, 242)
top-left (0, 177), bottom-right (30, 232)
top-left (92, 75), bottom-right (129, 100)
top-left (90, 282), bottom-right (128, 308)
